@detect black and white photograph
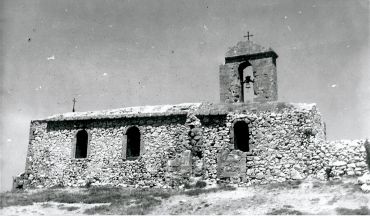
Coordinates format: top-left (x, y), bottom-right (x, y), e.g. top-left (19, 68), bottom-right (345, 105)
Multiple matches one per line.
top-left (1, 0), bottom-right (369, 215)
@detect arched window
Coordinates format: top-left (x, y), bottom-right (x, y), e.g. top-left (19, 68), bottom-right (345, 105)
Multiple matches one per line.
top-left (126, 126), bottom-right (141, 158)
top-left (234, 121), bottom-right (249, 152)
top-left (75, 130), bottom-right (88, 158)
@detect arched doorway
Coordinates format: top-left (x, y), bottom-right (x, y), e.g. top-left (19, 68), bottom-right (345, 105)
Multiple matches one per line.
top-left (126, 126), bottom-right (141, 158)
top-left (75, 129), bottom-right (88, 158)
top-left (234, 121), bottom-right (249, 152)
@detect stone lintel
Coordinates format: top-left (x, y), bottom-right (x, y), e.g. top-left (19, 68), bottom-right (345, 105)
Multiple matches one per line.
top-left (225, 51), bottom-right (278, 64)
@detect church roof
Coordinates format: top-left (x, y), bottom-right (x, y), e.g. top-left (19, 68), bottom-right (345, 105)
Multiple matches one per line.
top-left (36, 102), bottom-right (317, 122)
top-left (225, 40), bottom-right (277, 58)
top-left (43, 103), bottom-right (202, 121)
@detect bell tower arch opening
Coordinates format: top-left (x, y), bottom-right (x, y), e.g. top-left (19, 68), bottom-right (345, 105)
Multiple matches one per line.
top-left (238, 61), bottom-right (255, 103)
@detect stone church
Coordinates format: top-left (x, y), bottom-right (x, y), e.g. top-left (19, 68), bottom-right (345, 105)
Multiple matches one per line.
top-left (15, 40), bottom-right (367, 189)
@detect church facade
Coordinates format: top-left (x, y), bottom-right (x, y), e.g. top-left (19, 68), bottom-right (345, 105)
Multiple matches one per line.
top-left (15, 41), bottom-right (367, 189)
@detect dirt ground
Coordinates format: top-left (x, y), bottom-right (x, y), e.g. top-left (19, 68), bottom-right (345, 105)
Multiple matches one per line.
top-left (1, 177), bottom-right (369, 215)
top-left (151, 178), bottom-right (370, 215)
top-left (0, 202), bottom-right (109, 216)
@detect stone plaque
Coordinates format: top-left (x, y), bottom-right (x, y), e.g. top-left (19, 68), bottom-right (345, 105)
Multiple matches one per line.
top-left (168, 150), bottom-right (192, 177)
top-left (217, 149), bottom-right (246, 178)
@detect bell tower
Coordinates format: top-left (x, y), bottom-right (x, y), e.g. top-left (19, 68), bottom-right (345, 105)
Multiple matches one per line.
top-left (219, 40), bottom-right (278, 103)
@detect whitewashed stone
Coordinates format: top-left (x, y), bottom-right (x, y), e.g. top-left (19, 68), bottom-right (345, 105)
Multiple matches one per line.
top-left (358, 173), bottom-right (370, 185)
top-left (290, 169), bottom-right (303, 180)
top-left (360, 184), bottom-right (370, 193)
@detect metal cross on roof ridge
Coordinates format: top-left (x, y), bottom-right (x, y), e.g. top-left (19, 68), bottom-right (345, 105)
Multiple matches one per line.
top-left (244, 31), bottom-right (254, 41)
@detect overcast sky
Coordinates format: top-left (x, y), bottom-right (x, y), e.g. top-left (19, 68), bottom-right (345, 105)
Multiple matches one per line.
top-left (0, 0), bottom-right (369, 191)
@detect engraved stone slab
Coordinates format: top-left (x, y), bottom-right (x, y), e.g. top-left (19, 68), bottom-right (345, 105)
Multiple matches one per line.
top-left (168, 150), bottom-right (192, 177)
top-left (217, 149), bottom-right (246, 178)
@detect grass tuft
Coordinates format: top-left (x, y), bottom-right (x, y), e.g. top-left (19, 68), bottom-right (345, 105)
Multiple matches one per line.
top-left (41, 202), bottom-right (53, 208)
top-left (336, 206), bottom-right (370, 215)
top-left (84, 205), bottom-right (111, 215)
top-left (326, 179), bottom-right (343, 186)
top-left (183, 185), bottom-right (235, 196)
top-left (59, 206), bottom-right (80, 211)
top-left (265, 180), bottom-right (303, 190)
top-left (267, 207), bottom-right (306, 215)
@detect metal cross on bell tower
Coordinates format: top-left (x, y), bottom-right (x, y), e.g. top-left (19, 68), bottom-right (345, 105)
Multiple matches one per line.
top-left (72, 98), bottom-right (76, 112)
top-left (244, 31), bottom-right (254, 41)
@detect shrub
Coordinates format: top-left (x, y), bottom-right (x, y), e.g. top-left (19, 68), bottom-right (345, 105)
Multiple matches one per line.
top-left (195, 181), bottom-right (207, 188)
top-left (183, 182), bottom-right (191, 189)
top-left (85, 180), bottom-right (93, 188)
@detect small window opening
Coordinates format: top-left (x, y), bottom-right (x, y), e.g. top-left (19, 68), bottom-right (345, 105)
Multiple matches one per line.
top-left (234, 121), bottom-right (250, 152)
top-left (126, 126), bottom-right (141, 158)
top-left (75, 130), bottom-right (88, 158)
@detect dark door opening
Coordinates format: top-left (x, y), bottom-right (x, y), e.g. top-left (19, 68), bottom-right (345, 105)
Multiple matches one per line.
top-left (234, 121), bottom-right (250, 152)
top-left (75, 130), bottom-right (88, 158)
top-left (126, 126), bottom-right (141, 158)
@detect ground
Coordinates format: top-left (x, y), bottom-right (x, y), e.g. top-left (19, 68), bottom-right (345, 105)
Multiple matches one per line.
top-left (1, 177), bottom-right (370, 215)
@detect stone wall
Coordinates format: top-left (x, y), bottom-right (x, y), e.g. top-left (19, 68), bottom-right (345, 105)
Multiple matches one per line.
top-left (201, 103), bottom-right (327, 185)
top-left (17, 102), bottom-right (367, 189)
top-left (24, 116), bottom-right (189, 188)
top-left (316, 140), bottom-right (368, 180)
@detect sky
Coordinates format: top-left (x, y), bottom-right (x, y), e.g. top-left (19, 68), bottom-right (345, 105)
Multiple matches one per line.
top-left (0, 0), bottom-right (369, 191)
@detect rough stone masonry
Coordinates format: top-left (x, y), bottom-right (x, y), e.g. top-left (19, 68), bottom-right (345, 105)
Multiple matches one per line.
top-left (14, 40), bottom-right (367, 189)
